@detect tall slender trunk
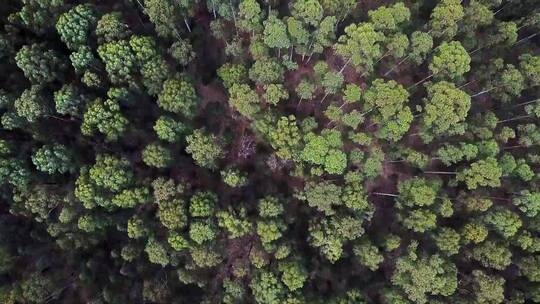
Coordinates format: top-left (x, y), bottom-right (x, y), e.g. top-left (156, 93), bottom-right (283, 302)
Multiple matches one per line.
top-left (512, 98), bottom-right (540, 108)
top-left (513, 31), bottom-right (540, 46)
top-left (423, 171), bottom-right (457, 175)
top-left (339, 57), bottom-right (352, 74)
top-left (320, 92), bottom-right (329, 103)
top-left (497, 115), bottom-right (532, 124)
top-left (408, 73), bottom-right (434, 90)
top-left (184, 18), bottom-right (191, 32)
top-left (471, 87), bottom-right (495, 97)
top-left (371, 192), bottom-right (399, 197)
top-left (383, 55), bottom-right (409, 76)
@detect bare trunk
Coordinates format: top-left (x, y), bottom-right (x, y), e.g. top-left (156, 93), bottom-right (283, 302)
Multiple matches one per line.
top-left (339, 57), bottom-right (352, 74)
top-left (513, 31), bottom-right (540, 46)
top-left (423, 171), bottom-right (457, 175)
top-left (371, 192), bottom-right (399, 197)
top-left (471, 87), bottom-right (495, 97)
top-left (512, 98), bottom-right (540, 108)
top-left (383, 55), bottom-right (409, 76)
top-left (497, 115), bottom-right (532, 124)
top-left (320, 92), bottom-right (329, 103)
top-left (184, 18), bottom-right (191, 32)
top-left (408, 73), bottom-right (434, 90)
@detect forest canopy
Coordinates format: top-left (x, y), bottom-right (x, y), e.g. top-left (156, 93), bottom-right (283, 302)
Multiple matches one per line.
top-left (0, 0), bottom-right (539, 303)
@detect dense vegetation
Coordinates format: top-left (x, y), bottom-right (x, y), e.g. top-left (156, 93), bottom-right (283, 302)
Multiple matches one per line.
top-left (0, 0), bottom-right (539, 303)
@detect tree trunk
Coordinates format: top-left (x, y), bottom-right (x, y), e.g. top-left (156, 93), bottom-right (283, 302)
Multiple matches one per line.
top-left (408, 73), bottom-right (434, 90)
top-left (497, 115), bottom-right (532, 124)
top-left (513, 31), bottom-right (540, 46)
top-left (383, 55), bottom-right (409, 76)
top-left (471, 87), bottom-right (494, 97)
top-left (423, 171), bottom-right (457, 175)
top-left (512, 98), bottom-right (540, 108)
top-left (184, 19), bottom-right (191, 32)
top-left (339, 57), bottom-right (352, 74)
top-left (371, 192), bottom-right (399, 197)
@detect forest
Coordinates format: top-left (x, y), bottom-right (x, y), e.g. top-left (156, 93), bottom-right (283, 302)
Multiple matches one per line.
top-left (0, 0), bottom-right (539, 303)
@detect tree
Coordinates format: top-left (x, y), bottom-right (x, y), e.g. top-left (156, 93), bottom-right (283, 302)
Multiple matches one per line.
top-left (81, 98), bottom-right (128, 141)
top-left (263, 15), bottom-right (291, 54)
top-left (249, 58), bottom-right (284, 85)
top-left (221, 168), bottom-right (248, 187)
top-left (519, 54), bottom-right (540, 87)
top-left (250, 271), bottom-right (286, 304)
top-left (419, 81), bottom-right (471, 141)
top-left (392, 243), bottom-right (457, 304)
top-left (185, 129), bottom-right (224, 169)
top-left (238, 0), bottom-right (262, 33)
top-left (157, 77), bottom-right (198, 117)
top-left (334, 23), bottom-right (384, 73)
top-left (54, 84), bottom-right (86, 117)
top-left (143, 0), bottom-right (182, 38)
top-left (303, 181), bottom-right (342, 215)
top-left (264, 84), bottom-right (289, 106)
top-left (513, 190), bottom-right (540, 217)
top-left (95, 13), bottom-right (131, 42)
top-left (32, 144), bottom-right (75, 174)
top-left (353, 239), bottom-right (383, 271)
top-left (429, 0), bottom-right (465, 39)
top-left (97, 40), bottom-right (137, 84)
top-left (368, 2), bottom-right (410, 32)
top-left (434, 228), bottom-right (461, 255)
top-left (268, 116), bottom-right (302, 160)
top-left (409, 31), bottom-right (434, 65)
top-left (88, 154), bottom-right (133, 192)
top-left (471, 240), bottom-right (512, 270)
top-left (55, 4), bottom-right (98, 50)
top-left (429, 41), bottom-right (471, 80)
top-left (363, 79), bottom-right (412, 141)
top-left (190, 191), bottom-right (217, 217)
top-left (228, 84), bottom-right (260, 119)
top-left (14, 86), bottom-right (48, 123)
top-left (484, 207), bottom-right (522, 239)
top-left (218, 63), bottom-right (248, 89)
top-left (471, 270), bottom-right (505, 304)
top-left (145, 238), bottom-right (169, 266)
top-left (154, 116), bottom-right (187, 143)
top-left (169, 39), bottom-right (195, 65)
top-left (457, 157), bottom-right (502, 190)
top-left (142, 143), bottom-right (173, 168)
top-left (279, 260), bottom-right (308, 291)
top-left (15, 43), bottom-right (65, 84)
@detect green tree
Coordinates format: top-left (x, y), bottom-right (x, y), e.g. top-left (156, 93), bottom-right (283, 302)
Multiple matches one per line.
top-left (97, 40), bottom-right (136, 84)
top-left (263, 15), bottom-right (291, 54)
top-left (142, 143), bottom-right (173, 168)
top-left (145, 238), bottom-right (169, 266)
top-left (250, 271), bottom-right (286, 304)
top-left (81, 98), bottom-right (128, 141)
top-left (471, 240), bottom-right (512, 270)
top-left (185, 129), bottom-right (224, 169)
top-left (471, 270), bottom-right (505, 304)
top-left (95, 13), bottom-right (131, 42)
top-left (368, 2), bottom-right (410, 32)
top-left (353, 239), bottom-right (383, 271)
top-left (153, 116), bottom-right (187, 143)
top-left (32, 144), bottom-right (75, 174)
top-left (15, 43), bottom-right (65, 84)
top-left (279, 260), bottom-right (308, 291)
top-left (392, 243), bottom-right (457, 304)
top-left (14, 86), bottom-right (48, 123)
top-left (218, 63), bottom-right (248, 89)
top-left (249, 58), bottom-right (284, 85)
top-left (228, 84), bottom-right (260, 118)
top-left (334, 23), bottom-right (384, 73)
top-left (429, 0), bottom-right (465, 39)
top-left (419, 81), bottom-right (471, 141)
top-left (54, 84), bottom-right (86, 117)
top-left (55, 4), bottom-right (98, 50)
top-left (457, 157), bottom-right (502, 190)
top-left (157, 77), bottom-right (198, 117)
top-left (429, 41), bottom-right (471, 80)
